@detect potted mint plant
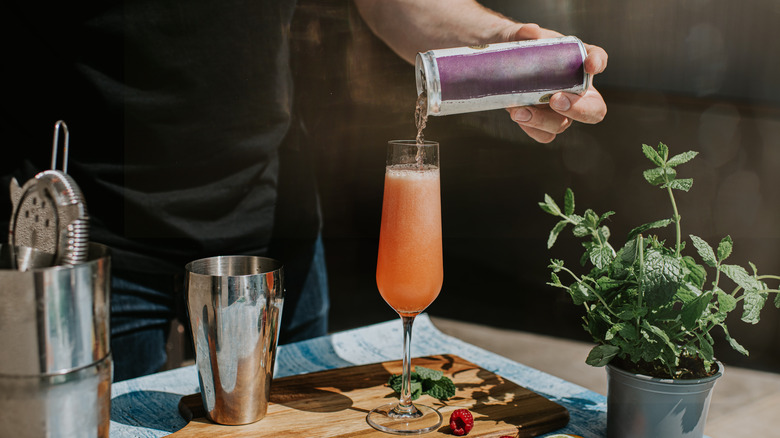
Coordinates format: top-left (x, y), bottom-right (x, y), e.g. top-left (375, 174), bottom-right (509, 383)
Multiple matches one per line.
top-left (540, 143), bottom-right (780, 438)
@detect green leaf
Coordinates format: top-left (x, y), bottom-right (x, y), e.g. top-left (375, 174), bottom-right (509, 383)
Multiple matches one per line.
top-left (568, 283), bottom-right (592, 305)
top-left (720, 264), bottom-right (762, 292)
top-left (388, 372), bottom-right (422, 400)
top-left (722, 325), bottom-right (749, 356)
top-left (642, 249), bottom-right (686, 307)
top-left (664, 178), bottom-right (693, 192)
top-left (681, 291), bottom-right (712, 329)
top-left (586, 344), bottom-right (620, 367)
top-left (641, 320), bottom-right (678, 353)
top-left (628, 219), bottom-right (673, 241)
top-left (388, 367), bottom-right (455, 401)
top-left (643, 167), bottom-right (676, 186)
top-left (598, 226), bottom-right (611, 243)
top-left (548, 220), bottom-right (568, 249)
top-left (717, 236), bottom-right (733, 261)
top-left (590, 245), bottom-right (615, 269)
top-left (415, 366), bottom-right (443, 381)
top-left (599, 211), bottom-right (616, 223)
top-left (424, 376), bottom-right (456, 400)
top-left (676, 283), bottom-right (701, 303)
top-left (616, 305), bottom-right (647, 321)
top-left (682, 255), bottom-right (707, 289)
top-left (695, 332), bottom-right (715, 362)
top-left (540, 194), bottom-right (562, 216)
top-left (716, 289), bottom-right (737, 313)
top-left (666, 151), bottom-right (699, 167)
top-left (742, 290), bottom-right (768, 324)
top-left (690, 235), bottom-right (717, 267)
top-left (564, 188), bottom-right (575, 215)
top-left (618, 238), bottom-right (639, 265)
top-left (605, 322), bottom-right (626, 341)
top-left (573, 224), bottom-right (590, 237)
top-left (642, 144), bottom-right (665, 166)
top-left (657, 143), bottom-right (669, 161)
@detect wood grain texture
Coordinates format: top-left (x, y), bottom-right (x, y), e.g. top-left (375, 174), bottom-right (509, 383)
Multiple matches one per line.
top-left (169, 355), bottom-right (568, 437)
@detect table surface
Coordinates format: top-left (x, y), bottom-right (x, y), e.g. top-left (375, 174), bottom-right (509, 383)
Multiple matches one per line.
top-left (109, 314), bottom-right (607, 437)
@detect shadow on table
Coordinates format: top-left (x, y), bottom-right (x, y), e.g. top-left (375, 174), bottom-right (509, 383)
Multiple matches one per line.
top-left (111, 390), bottom-right (188, 433)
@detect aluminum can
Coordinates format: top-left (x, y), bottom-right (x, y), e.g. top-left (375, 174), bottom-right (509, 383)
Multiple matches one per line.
top-left (416, 36), bottom-right (589, 116)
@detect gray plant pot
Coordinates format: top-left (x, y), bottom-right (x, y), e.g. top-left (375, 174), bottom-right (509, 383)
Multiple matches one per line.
top-left (606, 362), bottom-right (722, 438)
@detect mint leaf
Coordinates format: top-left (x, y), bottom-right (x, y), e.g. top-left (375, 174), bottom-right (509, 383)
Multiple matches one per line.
top-left (682, 256), bottom-right (707, 289)
top-left (415, 366), bottom-right (442, 381)
top-left (741, 290), bottom-right (768, 324)
top-left (642, 143), bottom-right (665, 166)
top-left (388, 367), bottom-right (455, 401)
top-left (564, 188), bottom-right (575, 215)
top-left (664, 178), bottom-right (693, 192)
top-left (716, 289), bottom-right (737, 313)
top-left (695, 332), bottom-right (715, 361)
top-left (424, 377), bottom-right (456, 400)
top-left (666, 151), bottom-right (698, 167)
top-left (542, 194), bottom-right (561, 215)
top-left (548, 220), bottom-right (568, 249)
top-left (628, 219), bottom-right (672, 241)
top-left (690, 235), bottom-right (717, 267)
top-left (656, 142), bottom-right (670, 161)
top-left (681, 291), bottom-right (712, 329)
top-left (717, 236), bottom-right (733, 261)
top-left (721, 325), bottom-right (749, 356)
top-left (720, 264), bottom-right (761, 292)
top-left (586, 344), bottom-right (620, 367)
top-left (643, 167), bottom-right (676, 186)
top-left (388, 372), bottom-right (422, 400)
top-left (642, 249), bottom-right (685, 307)
top-left (590, 245), bottom-right (614, 269)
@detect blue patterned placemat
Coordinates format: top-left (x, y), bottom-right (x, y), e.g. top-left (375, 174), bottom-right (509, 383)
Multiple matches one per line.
top-left (109, 314), bottom-right (607, 437)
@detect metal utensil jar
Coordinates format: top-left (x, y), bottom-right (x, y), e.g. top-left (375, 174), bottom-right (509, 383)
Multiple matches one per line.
top-left (416, 36), bottom-right (589, 116)
top-left (0, 243), bottom-right (111, 438)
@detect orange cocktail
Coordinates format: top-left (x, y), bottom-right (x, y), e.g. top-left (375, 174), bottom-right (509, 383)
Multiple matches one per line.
top-left (376, 164), bottom-right (442, 316)
top-left (367, 140), bottom-right (443, 435)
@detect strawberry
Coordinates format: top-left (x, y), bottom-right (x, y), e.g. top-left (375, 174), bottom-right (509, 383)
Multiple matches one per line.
top-left (449, 409), bottom-right (474, 436)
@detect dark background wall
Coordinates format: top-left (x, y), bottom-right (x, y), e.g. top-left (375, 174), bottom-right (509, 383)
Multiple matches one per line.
top-left (289, 1), bottom-right (780, 373)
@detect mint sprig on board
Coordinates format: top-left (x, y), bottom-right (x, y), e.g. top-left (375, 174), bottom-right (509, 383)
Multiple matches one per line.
top-left (541, 142), bottom-right (780, 379)
top-left (388, 366), bottom-right (456, 400)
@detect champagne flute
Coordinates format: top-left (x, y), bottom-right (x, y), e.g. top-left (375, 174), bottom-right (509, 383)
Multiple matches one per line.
top-left (367, 140), bottom-right (443, 434)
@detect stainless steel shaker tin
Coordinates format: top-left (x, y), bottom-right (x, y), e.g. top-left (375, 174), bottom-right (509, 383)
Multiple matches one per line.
top-left (185, 255), bottom-right (285, 425)
top-left (0, 242), bottom-right (111, 376)
top-left (415, 36), bottom-right (589, 116)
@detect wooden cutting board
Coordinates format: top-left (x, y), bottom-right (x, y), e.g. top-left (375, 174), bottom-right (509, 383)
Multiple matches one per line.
top-left (168, 354), bottom-right (568, 437)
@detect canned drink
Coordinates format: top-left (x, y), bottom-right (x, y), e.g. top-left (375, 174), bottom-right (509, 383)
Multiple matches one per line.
top-left (415, 36), bottom-right (590, 116)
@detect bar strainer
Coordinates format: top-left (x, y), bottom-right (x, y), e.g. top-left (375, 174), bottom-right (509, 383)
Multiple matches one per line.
top-left (8, 121), bottom-right (89, 268)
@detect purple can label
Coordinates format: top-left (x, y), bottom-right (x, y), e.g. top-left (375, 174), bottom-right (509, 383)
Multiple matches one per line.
top-left (416, 37), bottom-right (589, 116)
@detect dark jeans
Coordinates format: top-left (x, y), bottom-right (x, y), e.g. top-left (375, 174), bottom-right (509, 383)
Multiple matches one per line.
top-left (110, 236), bottom-right (330, 381)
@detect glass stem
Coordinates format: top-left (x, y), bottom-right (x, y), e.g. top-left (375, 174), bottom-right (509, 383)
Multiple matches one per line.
top-left (397, 315), bottom-right (419, 415)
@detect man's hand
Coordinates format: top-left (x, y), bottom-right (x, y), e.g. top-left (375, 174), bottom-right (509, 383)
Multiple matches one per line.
top-left (503, 24), bottom-right (608, 143)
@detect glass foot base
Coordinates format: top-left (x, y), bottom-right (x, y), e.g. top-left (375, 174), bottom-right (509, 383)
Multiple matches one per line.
top-left (366, 402), bottom-right (442, 435)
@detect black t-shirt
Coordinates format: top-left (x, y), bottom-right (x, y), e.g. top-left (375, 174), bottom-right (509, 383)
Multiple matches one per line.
top-left (2, 0), bottom-right (319, 273)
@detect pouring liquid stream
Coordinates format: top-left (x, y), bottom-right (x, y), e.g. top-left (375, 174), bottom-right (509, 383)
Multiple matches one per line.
top-left (414, 92), bottom-right (428, 166)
